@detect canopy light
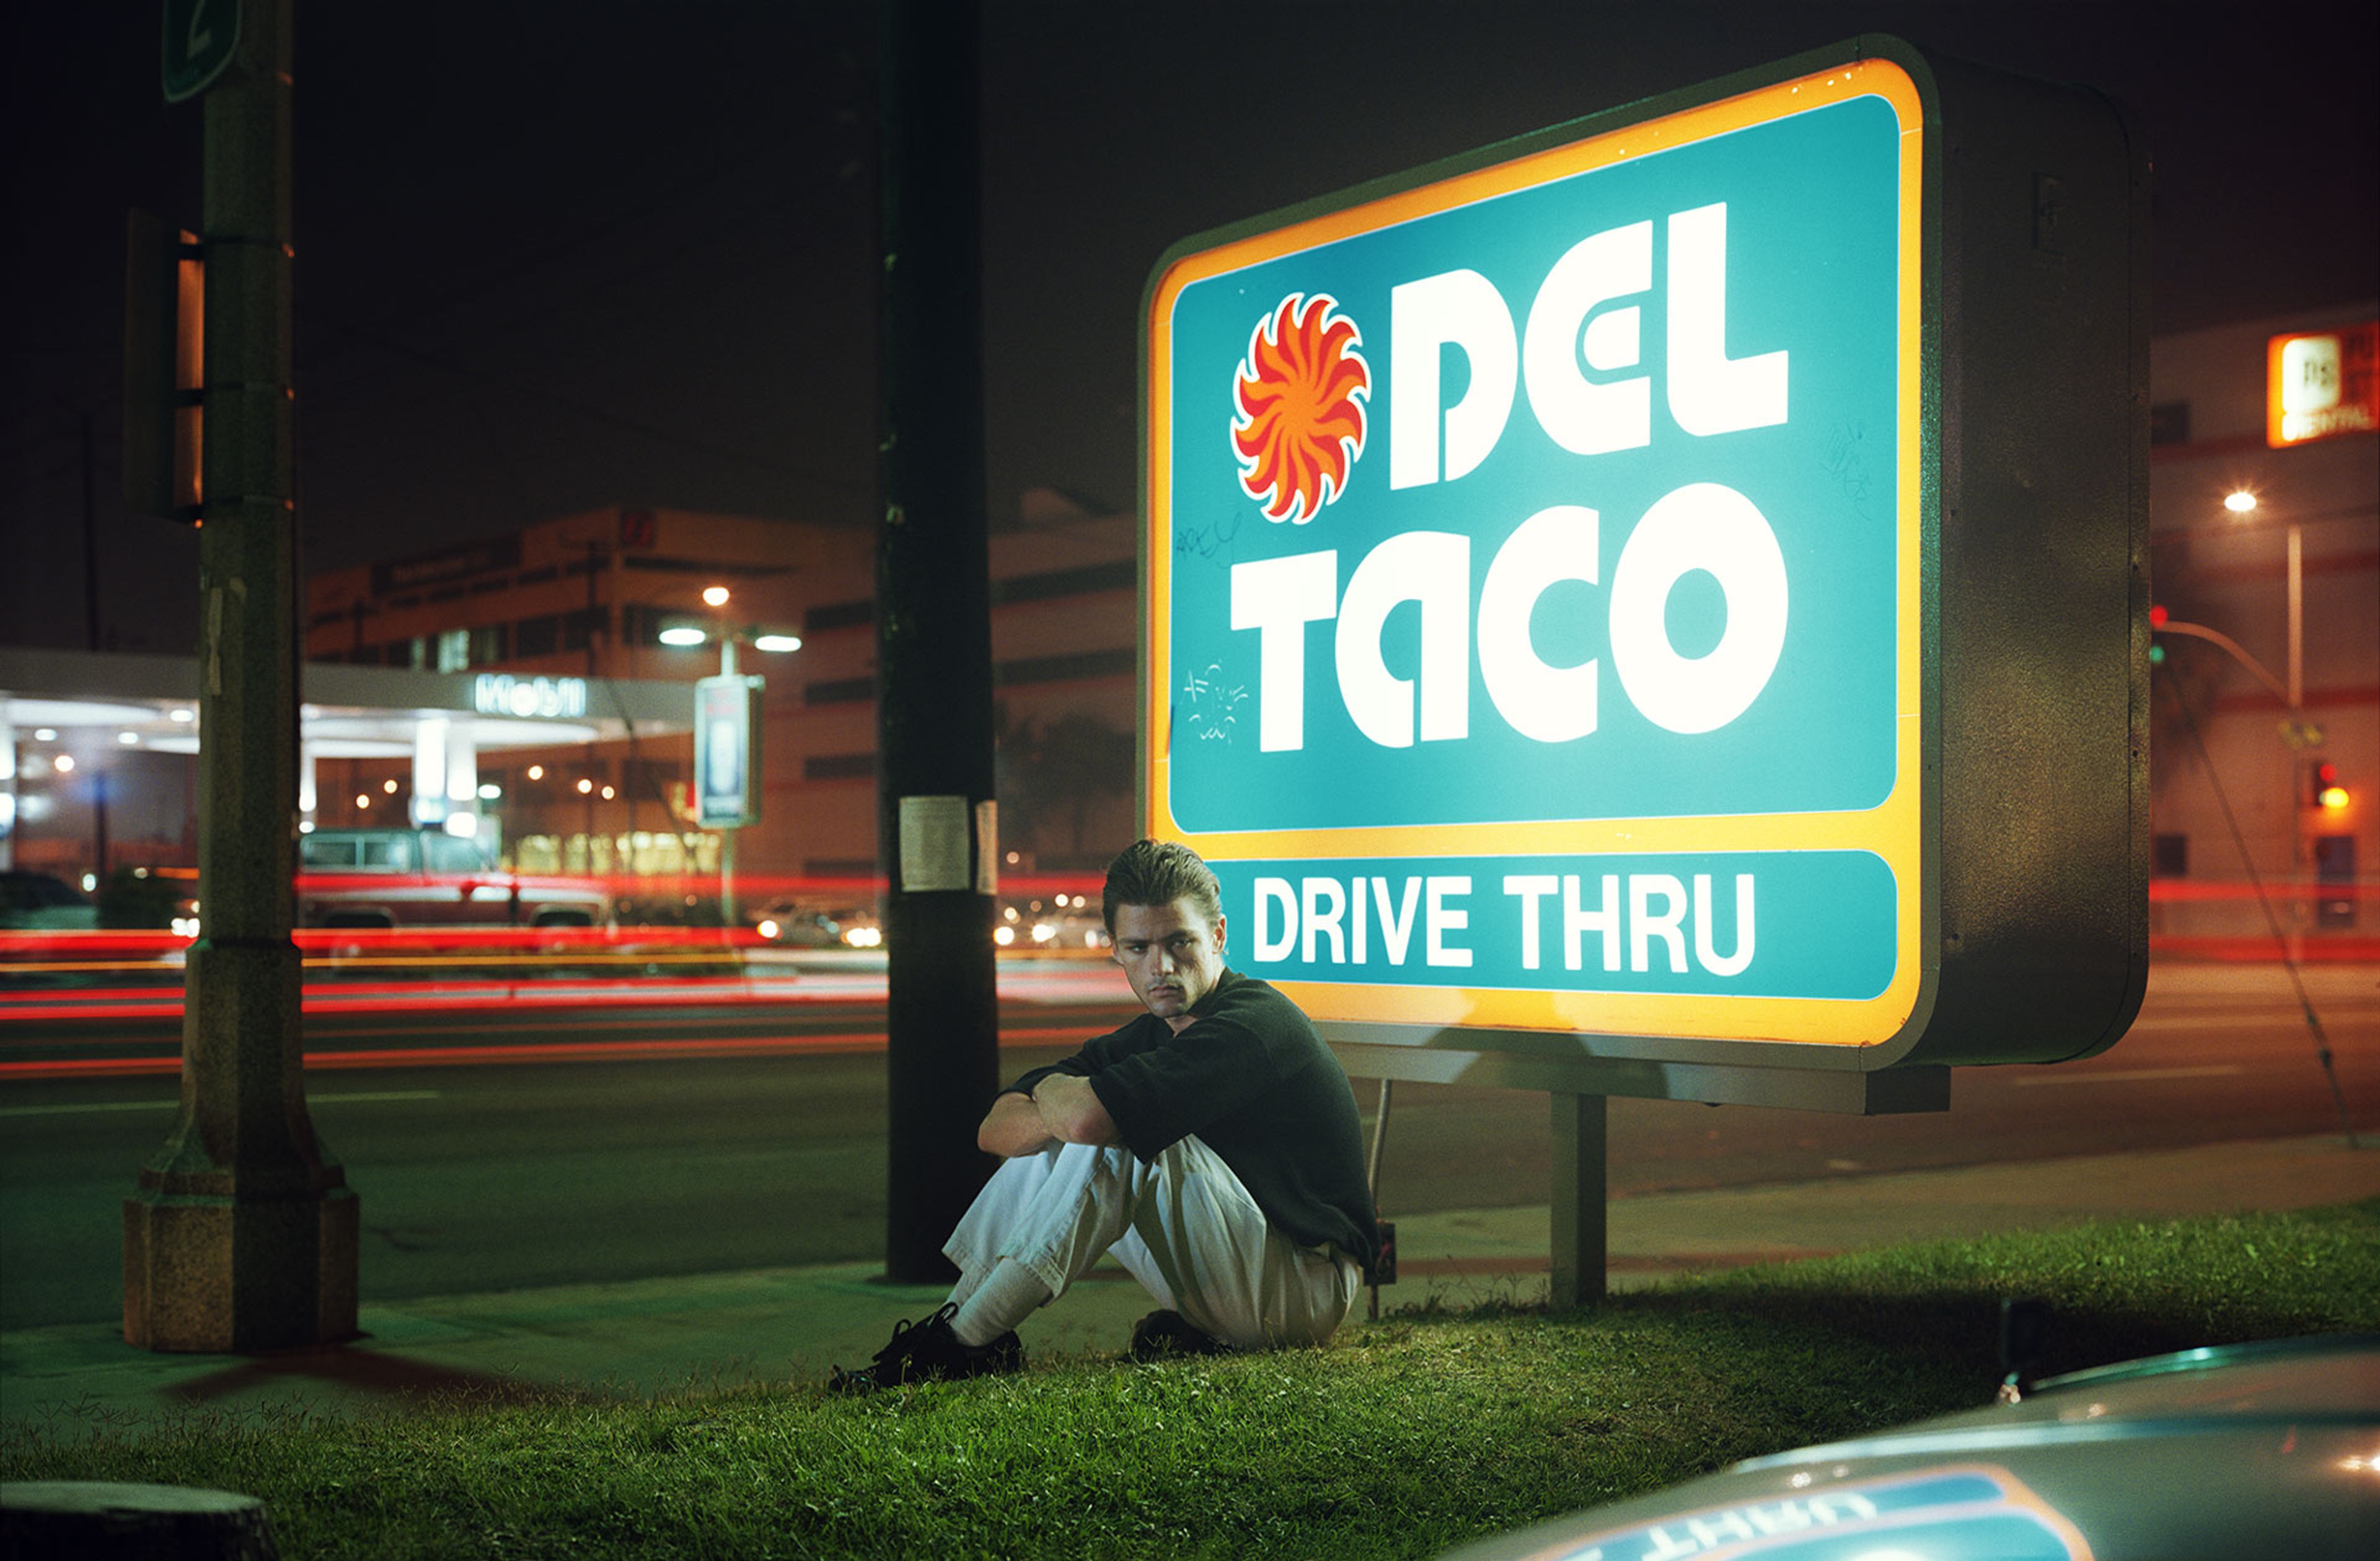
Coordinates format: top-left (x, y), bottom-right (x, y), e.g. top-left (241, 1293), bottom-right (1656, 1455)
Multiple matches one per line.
top-left (658, 626), bottom-right (708, 647)
top-left (752, 634), bottom-right (803, 653)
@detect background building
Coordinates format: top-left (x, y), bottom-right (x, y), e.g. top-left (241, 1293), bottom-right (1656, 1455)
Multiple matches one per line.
top-left (2147, 306), bottom-right (2378, 946)
top-left (298, 495), bottom-right (1137, 909)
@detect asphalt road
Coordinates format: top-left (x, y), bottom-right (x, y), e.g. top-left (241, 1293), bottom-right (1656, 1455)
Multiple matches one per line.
top-left (2, 960), bottom-right (2372, 1329)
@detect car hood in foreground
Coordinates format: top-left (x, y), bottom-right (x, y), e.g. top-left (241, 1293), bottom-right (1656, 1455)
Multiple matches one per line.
top-left (1439, 1335), bottom-right (2380, 1561)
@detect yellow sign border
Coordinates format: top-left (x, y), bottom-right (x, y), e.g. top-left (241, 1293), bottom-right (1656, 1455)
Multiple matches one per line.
top-left (1143, 60), bottom-right (1928, 1048)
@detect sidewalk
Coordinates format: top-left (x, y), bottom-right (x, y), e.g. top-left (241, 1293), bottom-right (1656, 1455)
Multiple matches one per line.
top-left (6, 1134), bottom-right (2376, 1432)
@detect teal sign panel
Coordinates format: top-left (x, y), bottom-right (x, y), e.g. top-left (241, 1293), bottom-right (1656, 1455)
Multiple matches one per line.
top-left (1211, 850), bottom-right (1898, 1002)
top-left (1160, 93), bottom-right (1903, 834)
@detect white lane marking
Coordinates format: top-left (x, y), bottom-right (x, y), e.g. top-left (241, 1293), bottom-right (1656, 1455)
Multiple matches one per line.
top-left (0, 1090), bottom-right (442, 1117)
top-left (2010, 1066), bottom-right (2244, 1087)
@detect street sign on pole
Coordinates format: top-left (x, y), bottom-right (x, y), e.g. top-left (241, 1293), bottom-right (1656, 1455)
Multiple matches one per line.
top-left (163, 0), bottom-right (242, 104)
top-left (1140, 36), bottom-right (2149, 1097)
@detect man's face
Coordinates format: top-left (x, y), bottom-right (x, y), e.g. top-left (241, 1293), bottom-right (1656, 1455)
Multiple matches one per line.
top-left (1111, 898), bottom-right (1227, 1033)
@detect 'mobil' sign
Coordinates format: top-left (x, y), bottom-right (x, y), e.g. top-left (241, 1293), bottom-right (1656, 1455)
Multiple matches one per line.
top-left (1141, 37), bottom-right (2149, 1102)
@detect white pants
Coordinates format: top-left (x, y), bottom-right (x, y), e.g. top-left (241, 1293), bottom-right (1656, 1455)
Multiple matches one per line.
top-left (942, 1136), bottom-right (1364, 1350)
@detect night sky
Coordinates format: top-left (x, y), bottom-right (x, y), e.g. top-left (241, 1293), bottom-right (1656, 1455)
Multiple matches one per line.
top-left (5, 1), bottom-right (2374, 655)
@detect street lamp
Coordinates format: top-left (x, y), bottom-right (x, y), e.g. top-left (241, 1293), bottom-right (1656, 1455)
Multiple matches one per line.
top-left (2156, 492), bottom-right (2309, 718)
top-left (2189, 489), bottom-right (2342, 885)
top-left (658, 593), bottom-right (802, 669)
top-left (2223, 489), bottom-right (2302, 710)
top-left (684, 586), bottom-right (800, 929)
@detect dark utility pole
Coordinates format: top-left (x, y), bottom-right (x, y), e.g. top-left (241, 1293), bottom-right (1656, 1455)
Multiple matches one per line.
top-left (82, 412), bottom-right (107, 881)
top-left (876, 0), bottom-right (1000, 1282)
top-left (81, 412), bottom-right (104, 651)
top-left (123, 0), bottom-right (359, 1351)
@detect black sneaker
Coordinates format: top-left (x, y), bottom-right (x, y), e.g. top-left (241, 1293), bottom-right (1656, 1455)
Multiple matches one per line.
top-left (1129, 1308), bottom-right (1230, 1361)
top-left (829, 1302), bottom-right (1023, 1393)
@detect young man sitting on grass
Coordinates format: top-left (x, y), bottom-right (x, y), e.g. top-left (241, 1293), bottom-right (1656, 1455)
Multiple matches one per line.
top-left (832, 838), bottom-right (1382, 1390)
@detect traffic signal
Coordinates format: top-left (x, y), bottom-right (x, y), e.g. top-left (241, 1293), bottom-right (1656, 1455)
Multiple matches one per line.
top-left (123, 208), bottom-right (204, 524)
top-left (2312, 760), bottom-right (2349, 811)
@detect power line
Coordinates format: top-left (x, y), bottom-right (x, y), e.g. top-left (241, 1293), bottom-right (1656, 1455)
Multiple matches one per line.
top-left (2157, 669), bottom-right (2360, 1149)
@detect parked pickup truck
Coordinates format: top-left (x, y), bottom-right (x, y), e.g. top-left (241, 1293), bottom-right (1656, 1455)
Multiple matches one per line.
top-left (297, 828), bottom-right (610, 930)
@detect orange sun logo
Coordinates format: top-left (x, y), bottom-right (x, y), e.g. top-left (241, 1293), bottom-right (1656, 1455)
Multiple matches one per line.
top-left (1232, 293), bottom-right (1370, 524)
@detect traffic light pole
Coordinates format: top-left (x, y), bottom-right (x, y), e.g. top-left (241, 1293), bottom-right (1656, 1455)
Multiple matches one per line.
top-left (123, 0), bottom-right (359, 1352)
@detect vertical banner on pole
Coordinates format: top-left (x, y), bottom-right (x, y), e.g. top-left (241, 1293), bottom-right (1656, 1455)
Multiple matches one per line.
top-left (694, 674), bottom-right (764, 829)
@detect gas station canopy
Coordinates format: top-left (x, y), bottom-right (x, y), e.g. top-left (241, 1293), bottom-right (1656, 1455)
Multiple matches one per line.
top-left (0, 647), bottom-right (694, 758)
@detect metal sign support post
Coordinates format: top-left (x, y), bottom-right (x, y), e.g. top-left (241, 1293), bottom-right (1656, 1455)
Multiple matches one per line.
top-left (1549, 1094), bottom-right (1608, 1309)
top-left (718, 634), bottom-right (738, 931)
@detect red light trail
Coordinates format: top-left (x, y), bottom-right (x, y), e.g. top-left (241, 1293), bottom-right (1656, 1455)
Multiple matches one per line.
top-left (0, 1024), bottom-right (1101, 1081)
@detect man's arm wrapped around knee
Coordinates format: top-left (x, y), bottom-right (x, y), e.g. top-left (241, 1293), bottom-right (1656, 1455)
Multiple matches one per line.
top-left (977, 1075), bottom-right (1119, 1156)
top-left (978, 1092), bottom-right (1054, 1157)
top-left (1029, 1073), bottom-right (1119, 1147)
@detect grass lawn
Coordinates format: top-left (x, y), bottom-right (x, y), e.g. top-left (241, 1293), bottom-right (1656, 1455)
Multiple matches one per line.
top-left (7, 1200), bottom-right (2376, 1559)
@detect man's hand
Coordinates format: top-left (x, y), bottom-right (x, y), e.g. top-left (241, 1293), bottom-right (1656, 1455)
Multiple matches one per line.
top-left (1029, 1073), bottom-right (1118, 1147)
top-left (977, 1092), bottom-right (1054, 1158)
top-left (977, 1075), bottom-right (1119, 1157)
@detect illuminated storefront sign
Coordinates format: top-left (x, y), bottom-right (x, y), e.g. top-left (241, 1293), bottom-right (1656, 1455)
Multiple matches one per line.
top-left (1147, 55), bottom-right (1924, 1045)
top-left (472, 674), bottom-right (588, 720)
top-left (1142, 38), bottom-right (2148, 1073)
top-left (2267, 321), bottom-right (2379, 448)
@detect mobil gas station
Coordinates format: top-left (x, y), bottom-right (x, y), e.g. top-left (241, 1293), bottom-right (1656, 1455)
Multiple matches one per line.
top-left (0, 647), bottom-right (694, 886)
